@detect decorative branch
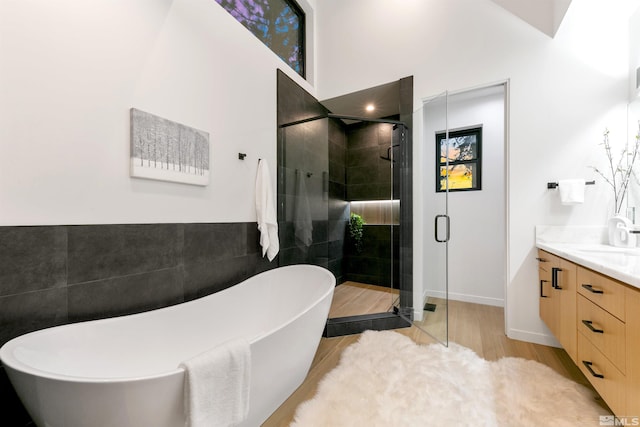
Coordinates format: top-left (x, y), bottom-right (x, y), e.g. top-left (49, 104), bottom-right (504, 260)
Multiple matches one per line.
top-left (592, 123), bottom-right (640, 214)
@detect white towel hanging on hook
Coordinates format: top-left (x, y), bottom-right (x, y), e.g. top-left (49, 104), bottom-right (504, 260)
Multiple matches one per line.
top-left (255, 159), bottom-right (279, 261)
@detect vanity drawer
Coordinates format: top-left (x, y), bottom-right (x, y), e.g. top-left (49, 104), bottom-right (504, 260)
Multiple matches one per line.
top-left (578, 332), bottom-right (627, 416)
top-left (536, 249), bottom-right (553, 273)
top-left (577, 267), bottom-right (626, 321)
top-left (577, 294), bottom-right (626, 372)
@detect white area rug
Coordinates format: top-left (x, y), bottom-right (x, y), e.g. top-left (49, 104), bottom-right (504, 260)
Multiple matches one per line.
top-left (291, 330), bottom-right (607, 427)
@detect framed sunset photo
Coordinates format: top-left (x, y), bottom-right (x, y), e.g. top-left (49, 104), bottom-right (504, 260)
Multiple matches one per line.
top-left (436, 126), bottom-right (482, 192)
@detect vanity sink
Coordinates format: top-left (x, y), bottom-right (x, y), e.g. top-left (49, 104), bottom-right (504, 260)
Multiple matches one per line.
top-left (574, 247), bottom-right (640, 256)
top-left (576, 247), bottom-right (640, 255)
top-left (554, 244), bottom-right (640, 257)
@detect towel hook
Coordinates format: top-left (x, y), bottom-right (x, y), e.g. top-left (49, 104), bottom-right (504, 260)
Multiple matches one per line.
top-left (238, 153), bottom-right (247, 160)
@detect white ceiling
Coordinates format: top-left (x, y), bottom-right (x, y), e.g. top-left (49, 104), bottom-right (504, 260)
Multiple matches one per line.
top-left (489, 0), bottom-right (573, 38)
top-left (320, 0), bottom-right (640, 119)
top-left (319, 1), bottom-right (575, 119)
top-left (320, 80), bottom-right (401, 122)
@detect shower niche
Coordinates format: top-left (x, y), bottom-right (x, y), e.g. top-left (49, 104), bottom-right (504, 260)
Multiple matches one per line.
top-left (276, 70), bottom-right (413, 336)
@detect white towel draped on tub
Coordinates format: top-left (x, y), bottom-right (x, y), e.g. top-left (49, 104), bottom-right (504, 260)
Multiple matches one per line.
top-left (179, 339), bottom-right (251, 427)
top-left (255, 159), bottom-right (279, 261)
top-left (558, 179), bottom-right (586, 205)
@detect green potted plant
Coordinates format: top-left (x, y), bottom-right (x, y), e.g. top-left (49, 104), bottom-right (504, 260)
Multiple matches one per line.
top-left (348, 212), bottom-right (365, 254)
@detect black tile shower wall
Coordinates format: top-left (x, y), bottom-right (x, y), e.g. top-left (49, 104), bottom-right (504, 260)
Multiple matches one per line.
top-left (277, 69), bottom-right (328, 127)
top-left (277, 69), bottom-right (338, 274)
top-left (346, 121), bottom-right (394, 201)
top-left (344, 225), bottom-right (399, 287)
top-left (328, 117), bottom-right (348, 284)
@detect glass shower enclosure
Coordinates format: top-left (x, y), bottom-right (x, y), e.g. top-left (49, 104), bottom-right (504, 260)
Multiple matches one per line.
top-left (277, 113), bottom-right (411, 335)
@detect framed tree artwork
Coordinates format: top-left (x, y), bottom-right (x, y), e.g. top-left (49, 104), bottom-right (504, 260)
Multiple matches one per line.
top-left (130, 108), bottom-right (210, 186)
top-left (436, 126), bottom-right (482, 192)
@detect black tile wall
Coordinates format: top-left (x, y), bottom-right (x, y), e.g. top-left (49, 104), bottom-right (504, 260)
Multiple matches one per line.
top-left (277, 70), bottom-right (346, 283)
top-left (0, 222), bottom-right (269, 345)
top-left (67, 224), bottom-right (182, 284)
top-left (344, 225), bottom-right (399, 288)
top-left (328, 118), bottom-right (348, 284)
top-left (277, 69), bottom-right (328, 127)
top-left (0, 222), bottom-right (274, 425)
top-left (184, 223), bottom-right (246, 263)
top-left (68, 267), bottom-right (185, 322)
top-left (346, 121), bottom-right (395, 201)
top-left (0, 287), bottom-right (68, 347)
top-left (185, 255), bottom-right (249, 300)
top-left (0, 226), bottom-right (67, 296)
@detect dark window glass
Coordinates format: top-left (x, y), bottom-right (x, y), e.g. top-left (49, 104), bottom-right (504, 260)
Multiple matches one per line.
top-left (216, 0), bottom-right (305, 77)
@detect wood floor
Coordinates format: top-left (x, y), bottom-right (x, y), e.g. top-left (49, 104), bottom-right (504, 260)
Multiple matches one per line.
top-left (262, 283), bottom-right (608, 426)
top-left (328, 281), bottom-right (398, 318)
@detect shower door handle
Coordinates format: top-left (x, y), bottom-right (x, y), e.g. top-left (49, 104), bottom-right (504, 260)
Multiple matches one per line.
top-left (435, 215), bottom-right (450, 243)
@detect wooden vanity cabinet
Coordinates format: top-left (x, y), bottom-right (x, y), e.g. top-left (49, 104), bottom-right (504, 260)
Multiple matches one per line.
top-left (576, 266), bottom-right (630, 415)
top-left (626, 287), bottom-right (640, 417)
top-left (536, 249), bottom-right (577, 362)
top-left (537, 249), bottom-right (640, 417)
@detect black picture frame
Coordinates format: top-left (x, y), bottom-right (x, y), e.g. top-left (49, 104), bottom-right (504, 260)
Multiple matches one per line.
top-left (435, 126), bottom-right (482, 192)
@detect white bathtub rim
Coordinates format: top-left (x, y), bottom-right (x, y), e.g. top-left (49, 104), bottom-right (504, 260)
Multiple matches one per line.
top-left (0, 264), bottom-right (335, 384)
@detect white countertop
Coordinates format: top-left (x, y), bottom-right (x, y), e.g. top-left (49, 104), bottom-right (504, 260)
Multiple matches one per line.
top-left (536, 225), bottom-right (640, 290)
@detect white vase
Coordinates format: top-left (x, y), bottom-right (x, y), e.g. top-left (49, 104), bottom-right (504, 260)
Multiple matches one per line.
top-left (608, 214), bottom-right (637, 247)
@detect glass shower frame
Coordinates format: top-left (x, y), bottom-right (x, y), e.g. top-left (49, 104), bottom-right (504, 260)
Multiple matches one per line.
top-left (277, 113), bottom-right (411, 328)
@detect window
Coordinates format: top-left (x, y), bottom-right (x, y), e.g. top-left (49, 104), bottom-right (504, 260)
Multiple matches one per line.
top-left (215, 0), bottom-right (305, 77)
top-left (435, 127), bottom-right (482, 192)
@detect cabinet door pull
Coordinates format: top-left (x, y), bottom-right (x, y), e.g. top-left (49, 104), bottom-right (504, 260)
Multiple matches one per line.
top-left (581, 320), bottom-right (604, 334)
top-left (540, 280), bottom-right (549, 298)
top-left (552, 267), bottom-right (563, 290)
top-left (582, 361), bottom-right (604, 379)
top-left (536, 257), bottom-right (548, 262)
top-left (581, 284), bottom-right (604, 294)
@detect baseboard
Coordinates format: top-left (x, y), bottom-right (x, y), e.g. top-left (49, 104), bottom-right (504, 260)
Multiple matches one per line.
top-left (424, 289), bottom-right (504, 307)
top-left (507, 328), bottom-right (561, 347)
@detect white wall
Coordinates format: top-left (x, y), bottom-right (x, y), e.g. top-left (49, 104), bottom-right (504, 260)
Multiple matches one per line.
top-left (316, 0), bottom-right (635, 345)
top-left (0, 0), bottom-right (316, 225)
top-left (421, 87), bottom-right (506, 308)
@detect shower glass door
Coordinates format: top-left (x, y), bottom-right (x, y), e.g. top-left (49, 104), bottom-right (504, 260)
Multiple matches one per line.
top-left (278, 113), bottom-right (408, 329)
top-left (277, 116), bottom-right (330, 269)
top-left (417, 91), bottom-right (450, 345)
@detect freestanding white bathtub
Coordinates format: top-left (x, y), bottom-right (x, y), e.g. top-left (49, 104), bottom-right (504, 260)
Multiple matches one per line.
top-left (0, 265), bottom-right (335, 427)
